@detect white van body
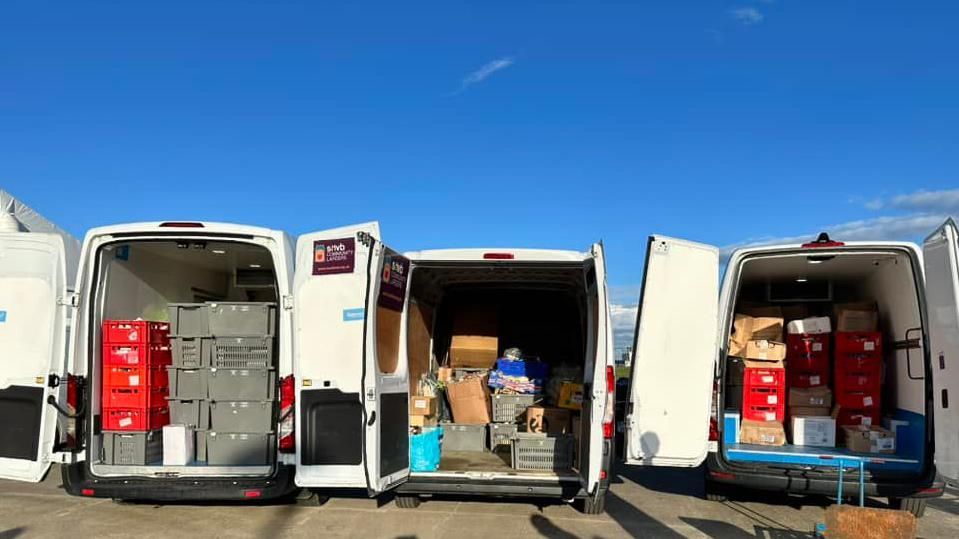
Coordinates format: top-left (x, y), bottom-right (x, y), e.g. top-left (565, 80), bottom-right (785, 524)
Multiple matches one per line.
top-left (624, 220), bottom-right (959, 506)
top-left (292, 223), bottom-right (617, 509)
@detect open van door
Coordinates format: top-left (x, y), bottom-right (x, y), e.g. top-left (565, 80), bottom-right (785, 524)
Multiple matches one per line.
top-left (923, 218), bottom-right (959, 484)
top-left (624, 236), bottom-right (719, 467)
top-left (0, 233), bottom-right (70, 482)
top-left (293, 223), bottom-right (411, 493)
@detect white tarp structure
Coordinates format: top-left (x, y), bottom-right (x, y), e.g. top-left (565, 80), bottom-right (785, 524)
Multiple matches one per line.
top-left (1, 189), bottom-right (80, 279)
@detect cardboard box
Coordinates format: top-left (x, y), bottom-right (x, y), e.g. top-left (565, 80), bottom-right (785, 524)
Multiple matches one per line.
top-left (789, 405), bottom-right (831, 417)
top-left (739, 420), bottom-right (786, 446)
top-left (739, 305), bottom-right (783, 318)
top-left (446, 375), bottom-right (491, 425)
top-left (437, 367), bottom-right (453, 384)
top-left (791, 415), bottom-right (836, 447)
top-left (730, 315), bottom-right (784, 353)
top-left (410, 415), bottom-right (438, 428)
top-left (789, 386), bottom-right (832, 408)
top-left (557, 382), bottom-right (584, 410)
top-left (835, 302), bottom-right (879, 332)
top-left (786, 316), bottom-right (832, 335)
top-left (743, 340), bottom-right (786, 361)
top-left (843, 425), bottom-right (896, 453)
top-left (409, 396), bottom-right (437, 417)
top-left (449, 303), bottom-right (498, 368)
top-left (162, 424), bottom-right (195, 466)
top-left (526, 405), bottom-right (571, 435)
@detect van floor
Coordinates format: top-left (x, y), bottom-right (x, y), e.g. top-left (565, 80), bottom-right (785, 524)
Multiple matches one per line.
top-left (433, 450), bottom-right (576, 478)
top-left (725, 443), bottom-right (922, 473)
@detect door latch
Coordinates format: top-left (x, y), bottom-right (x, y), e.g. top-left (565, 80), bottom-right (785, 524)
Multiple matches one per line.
top-left (282, 295), bottom-right (294, 310)
top-left (48, 374), bottom-right (61, 388)
top-left (57, 293), bottom-right (79, 307)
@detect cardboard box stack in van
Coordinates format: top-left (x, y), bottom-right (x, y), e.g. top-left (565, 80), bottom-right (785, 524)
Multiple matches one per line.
top-left (728, 313), bottom-right (787, 445)
top-left (409, 395), bottom-right (438, 428)
top-left (100, 320), bottom-right (172, 465)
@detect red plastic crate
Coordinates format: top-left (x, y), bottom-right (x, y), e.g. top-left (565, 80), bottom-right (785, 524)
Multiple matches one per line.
top-left (743, 366), bottom-right (786, 388)
top-left (836, 407), bottom-right (881, 428)
top-left (787, 354), bottom-right (830, 372)
top-left (834, 352), bottom-right (882, 372)
top-left (103, 343), bottom-right (172, 367)
top-left (835, 389), bottom-right (881, 409)
top-left (787, 368), bottom-right (831, 388)
top-left (835, 332), bottom-right (882, 355)
top-left (103, 385), bottom-right (170, 409)
top-left (834, 366), bottom-right (882, 392)
top-left (744, 386), bottom-right (785, 407)
top-left (103, 320), bottom-right (171, 345)
top-left (102, 407), bottom-right (170, 431)
top-left (102, 365), bottom-right (169, 390)
top-left (743, 403), bottom-right (785, 422)
top-left (787, 333), bottom-right (830, 358)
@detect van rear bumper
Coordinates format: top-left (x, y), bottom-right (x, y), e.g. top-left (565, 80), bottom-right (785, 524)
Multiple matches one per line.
top-left (705, 453), bottom-right (945, 499)
top-left (396, 475), bottom-right (589, 499)
top-left (60, 463), bottom-right (297, 501)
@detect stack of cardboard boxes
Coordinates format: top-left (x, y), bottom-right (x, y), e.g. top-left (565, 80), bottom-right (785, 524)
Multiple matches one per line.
top-left (728, 313), bottom-right (788, 446)
top-left (786, 315), bottom-right (836, 447)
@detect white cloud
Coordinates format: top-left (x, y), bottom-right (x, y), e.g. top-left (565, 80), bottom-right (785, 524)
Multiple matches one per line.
top-left (888, 189), bottom-right (959, 214)
top-left (730, 7), bottom-right (764, 25)
top-left (457, 57), bottom-right (514, 93)
top-left (610, 303), bottom-right (638, 351)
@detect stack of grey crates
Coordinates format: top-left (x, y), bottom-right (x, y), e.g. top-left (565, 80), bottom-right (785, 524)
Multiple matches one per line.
top-left (167, 302), bottom-right (278, 466)
top-left (489, 394), bottom-right (535, 452)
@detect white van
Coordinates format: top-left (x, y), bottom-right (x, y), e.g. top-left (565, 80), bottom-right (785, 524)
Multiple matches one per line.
top-left (0, 221), bottom-right (300, 500)
top-left (625, 220), bottom-right (959, 517)
top-left (292, 222), bottom-right (617, 513)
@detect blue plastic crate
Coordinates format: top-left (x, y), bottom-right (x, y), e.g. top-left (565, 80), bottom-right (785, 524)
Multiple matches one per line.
top-left (410, 427), bottom-right (443, 472)
top-left (495, 358), bottom-right (549, 380)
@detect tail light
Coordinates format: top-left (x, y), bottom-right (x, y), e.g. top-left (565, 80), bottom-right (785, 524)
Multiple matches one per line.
top-left (482, 252), bottom-right (515, 260)
top-left (801, 232), bottom-right (844, 248)
top-left (65, 375), bottom-right (82, 449)
top-left (159, 222), bottom-right (205, 228)
top-left (709, 417), bottom-right (718, 442)
top-left (602, 366), bottom-right (615, 439)
top-left (278, 376), bottom-right (295, 452)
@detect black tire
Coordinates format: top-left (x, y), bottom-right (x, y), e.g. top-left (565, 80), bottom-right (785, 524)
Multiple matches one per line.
top-left (889, 497), bottom-right (927, 518)
top-left (704, 481), bottom-right (728, 502)
top-left (578, 494), bottom-right (607, 514)
top-left (294, 489), bottom-right (328, 507)
top-left (395, 495), bottom-right (422, 509)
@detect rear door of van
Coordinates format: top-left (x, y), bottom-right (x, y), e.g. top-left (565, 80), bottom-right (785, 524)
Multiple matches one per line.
top-left (293, 223), bottom-right (412, 493)
top-left (923, 218), bottom-right (959, 485)
top-left (0, 232), bottom-right (70, 482)
top-left (581, 242), bottom-right (614, 494)
top-left (624, 236), bottom-right (719, 467)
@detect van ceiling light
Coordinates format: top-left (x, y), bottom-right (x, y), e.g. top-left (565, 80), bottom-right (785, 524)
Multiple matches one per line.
top-left (483, 252), bottom-right (515, 260)
top-left (806, 255), bottom-right (835, 264)
top-left (795, 277), bottom-right (808, 283)
top-left (212, 249), bottom-right (226, 255)
top-left (249, 264), bottom-right (261, 268)
top-left (159, 222), bottom-right (204, 228)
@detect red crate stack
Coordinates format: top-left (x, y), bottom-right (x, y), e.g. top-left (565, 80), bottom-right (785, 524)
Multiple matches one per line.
top-left (834, 332), bottom-right (882, 427)
top-left (101, 320), bottom-right (172, 431)
top-left (786, 333), bottom-right (831, 389)
top-left (740, 364), bottom-right (786, 422)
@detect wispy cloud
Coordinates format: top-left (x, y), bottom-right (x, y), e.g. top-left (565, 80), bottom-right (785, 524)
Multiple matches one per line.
top-left (456, 57), bottom-right (514, 93)
top-left (730, 7), bottom-right (764, 25)
top-left (887, 188), bottom-right (959, 214)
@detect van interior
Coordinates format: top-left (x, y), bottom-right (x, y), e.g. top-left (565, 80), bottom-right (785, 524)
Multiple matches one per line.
top-left (89, 239), bottom-right (280, 478)
top-left (720, 248), bottom-right (927, 476)
top-left (404, 261), bottom-right (595, 480)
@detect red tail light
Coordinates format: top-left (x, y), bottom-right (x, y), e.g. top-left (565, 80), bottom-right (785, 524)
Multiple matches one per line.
top-left (278, 376), bottom-right (295, 452)
top-left (66, 375), bottom-right (80, 412)
top-left (602, 366), bottom-right (615, 439)
top-left (801, 232), bottom-right (844, 248)
top-left (709, 417), bottom-right (718, 442)
top-left (243, 489), bottom-right (262, 499)
top-left (483, 252), bottom-right (515, 260)
top-left (81, 488), bottom-right (95, 496)
top-left (159, 222), bottom-right (205, 228)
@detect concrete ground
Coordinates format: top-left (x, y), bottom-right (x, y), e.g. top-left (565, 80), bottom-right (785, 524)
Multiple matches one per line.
top-left (1, 466), bottom-right (957, 538)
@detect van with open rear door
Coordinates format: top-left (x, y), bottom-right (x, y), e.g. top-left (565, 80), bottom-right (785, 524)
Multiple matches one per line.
top-left (292, 223), bottom-right (617, 513)
top-left (1, 221), bottom-right (301, 501)
top-left (624, 221), bottom-right (959, 518)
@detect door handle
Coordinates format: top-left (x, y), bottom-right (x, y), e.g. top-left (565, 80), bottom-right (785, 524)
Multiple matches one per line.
top-left (367, 411), bottom-right (376, 426)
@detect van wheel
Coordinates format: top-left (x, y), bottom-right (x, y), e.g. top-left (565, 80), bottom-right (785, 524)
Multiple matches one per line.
top-left (889, 497), bottom-right (927, 518)
top-left (704, 481), bottom-right (728, 502)
top-left (294, 489), bottom-right (328, 507)
top-left (395, 495), bottom-right (422, 509)
top-left (577, 494), bottom-right (606, 515)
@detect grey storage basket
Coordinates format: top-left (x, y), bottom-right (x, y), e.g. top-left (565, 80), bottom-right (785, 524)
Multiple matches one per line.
top-left (102, 430), bottom-right (163, 465)
top-left (209, 401), bottom-right (273, 432)
top-left (171, 337), bottom-right (210, 369)
top-left (212, 337), bottom-right (274, 369)
top-left (491, 394), bottom-right (536, 424)
top-left (168, 302), bottom-right (277, 337)
top-left (511, 433), bottom-right (575, 471)
top-left (169, 399), bottom-right (210, 429)
top-left (208, 368), bottom-right (276, 401)
top-left (168, 367), bottom-right (208, 400)
top-left (440, 423), bottom-right (487, 452)
top-left (489, 422), bottom-right (518, 451)
top-left (204, 431), bottom-right (276, 466)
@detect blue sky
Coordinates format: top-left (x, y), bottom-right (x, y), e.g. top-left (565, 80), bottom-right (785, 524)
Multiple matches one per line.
top-left (3, 1), bottom-right (959, 350)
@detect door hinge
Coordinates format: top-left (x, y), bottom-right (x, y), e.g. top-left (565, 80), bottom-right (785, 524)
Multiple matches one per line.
top-left (57, 293), bottom-right (79, 307)
top-left (282, 295), bottom-right (294, 310)
top-left (48, 373), bottom-right (61, 388)
top-left (357, 231), bottom-right (373, 247)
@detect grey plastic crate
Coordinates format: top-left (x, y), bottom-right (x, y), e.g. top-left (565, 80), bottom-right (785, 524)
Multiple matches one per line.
top-left (440, 423), bottom-right (487, 452)
top-left (204, 431), bottom-right (276, 466)
top-left (510, 433), bottom-right (575, 471)
top-left (169, 399), bottom-right (210, 429)
top-left (208, 368), bottom-right (276, 401)
top-left (168, 303), bottom-right (211, 337)
top-left (489, 423), bottom-right (518, 451)
top-left (208, 302), bottom-right (276, 337)
top-left (171, 337), bottom-right (211, 369)
top-left (102, 430), bottom-right (163, 465)
top-left (168, 367), bottom-right (208, 400)
top-left (195, 429), bottom-right (207, 462)
top-left (209, 401), bottom-right (273, 432)
top-left (491, 394), bottom-right (536, 423)
top-left (212, 337), bottom-right (275, 369)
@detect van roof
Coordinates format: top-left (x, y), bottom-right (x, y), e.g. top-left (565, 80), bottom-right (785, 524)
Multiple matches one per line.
top-left (84, 221), bottom-right (285, 240)
top-left (404, 248), bottom-right (590, 263)
top-left (729, 240), bottom-right (921, 260)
